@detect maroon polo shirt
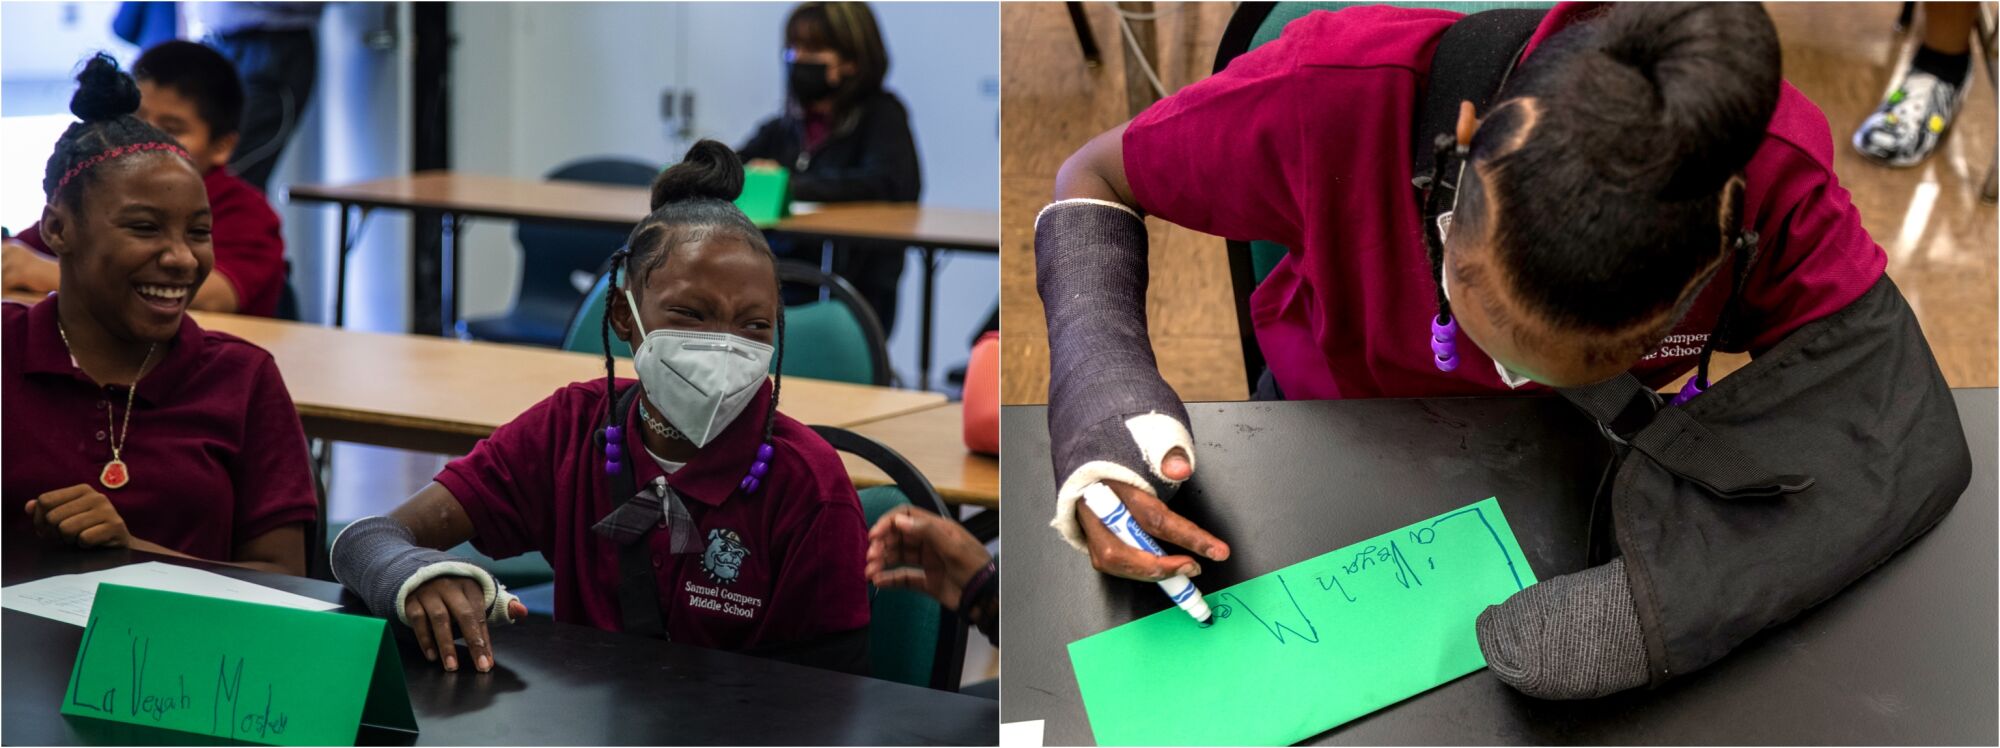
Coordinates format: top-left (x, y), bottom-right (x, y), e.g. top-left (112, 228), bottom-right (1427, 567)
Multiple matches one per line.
top-left (435, 377), bottom-right (871, 651)
top-left (2, 295), bottom-right (317, 560)
top-left (1123, 3), bottom-right (1886, 400)
top-left (14, 168), bottom-right (287, 317)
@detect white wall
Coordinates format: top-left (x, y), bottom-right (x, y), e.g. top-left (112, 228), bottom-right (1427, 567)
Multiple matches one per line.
top-left (449, 1), bottom-right (999, 389)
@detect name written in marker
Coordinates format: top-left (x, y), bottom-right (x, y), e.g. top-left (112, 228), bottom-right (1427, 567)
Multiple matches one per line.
top-left (67, 620), bottom-right (292, 739)
top-left (1207, 507), bottom-right (1526, 647)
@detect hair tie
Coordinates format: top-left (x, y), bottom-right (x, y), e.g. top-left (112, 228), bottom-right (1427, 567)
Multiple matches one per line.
top-left (55, 141), bottom-right (190, 195)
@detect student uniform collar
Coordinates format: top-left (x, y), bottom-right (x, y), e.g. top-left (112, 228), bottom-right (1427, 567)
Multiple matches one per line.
top-left (24, 292), bottom-right (206, 405)
top-left (622, 379), bottom-right (775, 508)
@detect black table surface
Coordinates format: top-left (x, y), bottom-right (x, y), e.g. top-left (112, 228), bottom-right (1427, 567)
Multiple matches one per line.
top-left (3, 546), bottom-right (997, 746)
top-left (999, 390), bottom-right (1997, 745)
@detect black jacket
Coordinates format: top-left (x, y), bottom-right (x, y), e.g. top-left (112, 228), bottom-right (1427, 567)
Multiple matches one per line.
top-left (1559, 275), bottom-right (1970, 685)
top-left (738, 89), bottom-right (921, 204)
top-left (739, 89), bottom-right (923, 332)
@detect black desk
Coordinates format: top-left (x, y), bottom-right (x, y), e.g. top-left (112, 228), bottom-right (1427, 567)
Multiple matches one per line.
top-left (999, 391), bottom-right (1997, 745)
top-left (3, 547), bottom-right (997, 746)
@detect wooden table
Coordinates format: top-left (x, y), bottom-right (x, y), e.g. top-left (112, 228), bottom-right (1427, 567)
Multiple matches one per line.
top-left (840, 404), bottom-right (999, 509)
top-left (287, 171), bottom-right (999, 389)
top-left (2, 547), bottom-right (998, 746)
top-left (173, 309), bottom-right (947, 455)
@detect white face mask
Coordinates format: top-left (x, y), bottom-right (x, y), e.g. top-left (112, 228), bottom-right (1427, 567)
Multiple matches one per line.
top-left (623, 289), bottom-right (775, 447)
top-left (1438, 230), bottom-right (1535, 390)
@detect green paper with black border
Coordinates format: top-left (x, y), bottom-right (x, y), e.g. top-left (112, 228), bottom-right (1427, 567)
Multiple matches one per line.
top-left (1068, 497), bottom-right (1537, 746)
top-left (60, 584), bottom-right (417, 746)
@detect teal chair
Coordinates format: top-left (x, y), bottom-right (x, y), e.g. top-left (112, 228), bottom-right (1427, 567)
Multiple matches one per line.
top-left (561, 258), bottom-right (894, 387)
top-left (1215, 2), bottom-right (1556, 390)
top-left (811, 424), bottom-right (967, 691)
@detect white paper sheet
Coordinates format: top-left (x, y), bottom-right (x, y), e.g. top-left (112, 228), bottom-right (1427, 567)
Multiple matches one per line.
top-left (1000, 720), bottom-right (1045, 748)
top-left (1, 561), bottom-right (340, 626)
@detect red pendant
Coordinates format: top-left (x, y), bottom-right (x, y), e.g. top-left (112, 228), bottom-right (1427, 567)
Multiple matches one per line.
top-left (100, 459), bottom-right (129, 490)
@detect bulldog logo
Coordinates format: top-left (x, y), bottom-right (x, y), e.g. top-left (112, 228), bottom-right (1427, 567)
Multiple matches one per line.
top-left (702, 528), bottom-right (750, 584)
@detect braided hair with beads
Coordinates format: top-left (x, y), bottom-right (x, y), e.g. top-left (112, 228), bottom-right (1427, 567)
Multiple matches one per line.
top-left (596, 140), bottom-right (787, 493)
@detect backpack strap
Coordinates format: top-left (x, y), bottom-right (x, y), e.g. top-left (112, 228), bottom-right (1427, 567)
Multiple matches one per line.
top-left (1558, 373), bottom-right (1814, 499)
top-left (1410, 8), bottom-right (1546, 192)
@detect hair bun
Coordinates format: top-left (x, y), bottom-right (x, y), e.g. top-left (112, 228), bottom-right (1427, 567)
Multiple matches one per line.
top-left (70, 53), bottom-right (142, 124)
top-left (1594, 3), bottom-right (1780, 198)
top-left (650, 139), bottom-right (746, 210)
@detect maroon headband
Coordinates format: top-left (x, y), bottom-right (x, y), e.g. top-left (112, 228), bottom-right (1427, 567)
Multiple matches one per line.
top-left (55, 141), bottom-right (191, 195)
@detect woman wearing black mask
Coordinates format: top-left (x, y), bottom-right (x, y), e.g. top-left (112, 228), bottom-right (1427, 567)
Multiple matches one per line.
top-left (740, 1), bottom-right (921, 334)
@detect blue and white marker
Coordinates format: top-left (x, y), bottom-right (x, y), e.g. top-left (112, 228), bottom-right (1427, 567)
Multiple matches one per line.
top-left (1082, 482), bottom-right (1214, 626)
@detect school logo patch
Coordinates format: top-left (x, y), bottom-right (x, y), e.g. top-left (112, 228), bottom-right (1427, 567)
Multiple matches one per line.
top-left (702, 528), bottom-right (750, 584)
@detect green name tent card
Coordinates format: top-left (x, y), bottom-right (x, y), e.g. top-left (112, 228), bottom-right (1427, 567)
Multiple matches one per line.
top-left (1068, 496), bottom-right (1537, 746)
top-left (736, 166), bottom-right (791, 227)
top-left (61, 584), bottom-right (416, 746)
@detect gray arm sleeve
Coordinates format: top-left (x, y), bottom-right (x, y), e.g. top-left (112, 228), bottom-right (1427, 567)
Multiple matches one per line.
top-left (1035, 199), bottom-right (1198, 550)
top-left (329, 515), bottom-right (515, 625)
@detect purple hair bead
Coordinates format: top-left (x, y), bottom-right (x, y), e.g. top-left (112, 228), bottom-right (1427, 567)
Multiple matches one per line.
top-left (1430, 314), bottom-right (1459, 372)
top-left (1669, 376), bottom-right (1706, 407)
top-left (739, 475), bottom-right (761, 493)
top-left (606, 425), bottom-right (622, 442)
top-left (604, 458), bottom-right (619, 476)
top-left (1430, 314), bottom-right (1457, 342)
top-left (757, 443), bottom-right (775, 462)
top-left (750, 461), bottom-right (770, 478)
top-left (606, 443), bottom-right (623, 461)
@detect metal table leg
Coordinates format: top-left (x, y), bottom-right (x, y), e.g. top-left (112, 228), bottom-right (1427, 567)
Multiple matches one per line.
top-left (919, 246), bottom-right (937, 391)
top-left (332, 203), bottom-right (373, 328)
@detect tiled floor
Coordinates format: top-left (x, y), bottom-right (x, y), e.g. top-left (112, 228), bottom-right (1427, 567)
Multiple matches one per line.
top-left (1000, 1), bottom-right (1998, 403)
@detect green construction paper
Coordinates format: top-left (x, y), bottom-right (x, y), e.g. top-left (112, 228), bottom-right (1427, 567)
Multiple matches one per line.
top-left (736, 166), bottom-right (791, 227)
top-left (1068, 496), bottom-right (1537, 746)
top-left (60, 584), bottom-right (416, 746)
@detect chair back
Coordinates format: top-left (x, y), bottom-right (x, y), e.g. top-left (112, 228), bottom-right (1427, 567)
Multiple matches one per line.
top-left (811, 425), bottom-right (966, 691)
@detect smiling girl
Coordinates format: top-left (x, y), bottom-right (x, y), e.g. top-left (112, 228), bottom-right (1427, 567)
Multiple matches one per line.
top-left (3, 55), bottom-right (316, 575)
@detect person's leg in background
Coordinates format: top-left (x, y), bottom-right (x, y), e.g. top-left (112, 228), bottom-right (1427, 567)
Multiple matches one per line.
top-left (1854, 2), bottom-right (1978, 167)
top-left (833, 242), bottom-right (905, 338)
top-left (209, 28), bottom-right (319, 194)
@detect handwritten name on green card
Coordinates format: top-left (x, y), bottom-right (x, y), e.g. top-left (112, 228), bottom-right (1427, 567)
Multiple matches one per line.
top-left (1068, 497), bottom-right (1537, 746)
top-left (61, 584), bottom-right (416, 746)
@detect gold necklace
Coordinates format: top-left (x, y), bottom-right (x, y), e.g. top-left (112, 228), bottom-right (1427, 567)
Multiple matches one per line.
top-left (57, 322), bottom-right (157, 490)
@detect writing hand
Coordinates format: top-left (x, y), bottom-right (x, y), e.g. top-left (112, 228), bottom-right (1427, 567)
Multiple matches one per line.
top-left (27, 484), bottom-right (132, 548)
top-left (865, 505), bottom-right (990, 611)
top-left (403, 575), bottom-right (524, 673)
top-left (1076, 450), bottom-right (1231, 582)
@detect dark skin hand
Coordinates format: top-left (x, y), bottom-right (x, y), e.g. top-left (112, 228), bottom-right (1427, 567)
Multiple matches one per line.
top-left (24, 153), bottom-right (305, 576)
top-left (386, 483), bottom-right (519, 674)
top-left (383, 232), bottom-right (782, 671)
top-left (1056, 122), bottom-right (1228, 582)
top-left (865, 505), bottom-right (990, 610)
